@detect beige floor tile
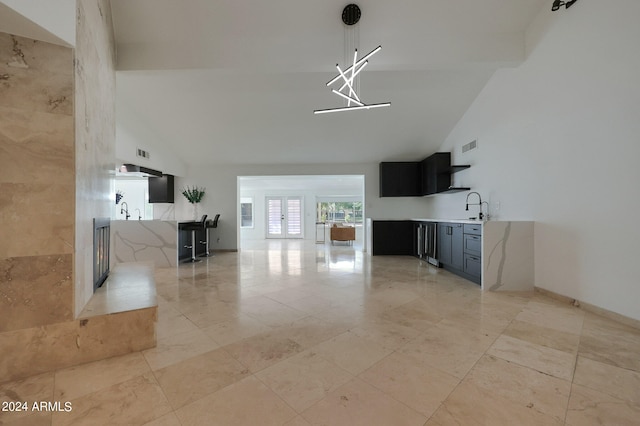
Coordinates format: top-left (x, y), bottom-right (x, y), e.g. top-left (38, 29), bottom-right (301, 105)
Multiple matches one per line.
top-left (463, 354), bottom-right (571, 422)
top-left (154, 347), bottom-right (250, 409)
top-left (566, 384), bottom-right (640, 426)
top-left (0, 412), bottom-right (51, 426)
top-left (429, 380), bottom-right (564, 426)
top-left (142, 329), bottom-right (219, 371)
top-left (201, 314), bottom-right (273, 346)
top-left (503, 319), bottom-right (581, 354)
top-left (578, 313), bottom-right (640, 372)
top-left (175, 376), bottom-right (297, 426)
top-left (358, 351), bottom-right (460, 417)
top-left (515, 300), bottom-right (584, 335)
top-left (377, 301), bottom-right (442, 332)
top-left (274, 315), bottom-right (351, 348)
top-left (573, 356), bottom-right (640, 405)
top-left (311, 329), bottom-right (395, 375)
top-left (156, 311), bottom-right (199, 339)
top-left (0, 372), bottom-right (54, 424)
top-left (283, 415), bottom-right (312, 426)
top-left (256, 349), bottom-right (354, 412)
top-left (238, 296), bottom-right (309, 326)
top-left (179, 300), bottom-right (239, 328)
top-left (300, 377), bottom-right (427, 426)
top-left (54, 352), bottom-right (150, 401)
top-left (223, 330), bottom-right (304, 373)
top-left (51, 373), bottom-right (172, 426)
top-left (487, 335), bottom-right (576, 381)
top-left (398, 321), bottom-right (498, 379)
top-left (142, 412), bottom-right (182, 426)
top-left (10, 241), bottom-right (640, 425)
top-left (352, 319), bottom-right (422, 352)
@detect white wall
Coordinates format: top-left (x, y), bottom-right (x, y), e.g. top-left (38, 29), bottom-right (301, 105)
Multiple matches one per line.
top-left (176, 163), bottom-right (433, 251)
top-left (429, 0), bottom-right (640, 320)
top-left (115, 101), bottom-right (187, 177)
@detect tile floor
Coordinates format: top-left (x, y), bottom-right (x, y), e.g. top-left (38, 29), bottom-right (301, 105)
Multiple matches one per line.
top-left (2, 240), bottom-right (640, 425)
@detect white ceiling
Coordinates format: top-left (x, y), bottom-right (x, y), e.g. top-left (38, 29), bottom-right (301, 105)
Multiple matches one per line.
top-left (109, 1), bottom-right (545, 166)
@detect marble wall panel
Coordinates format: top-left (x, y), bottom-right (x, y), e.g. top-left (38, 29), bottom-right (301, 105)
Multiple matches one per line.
top-left (0, 254), bottom-right (73, 332)
top-left (0, 307), bottom-right (157, 383)
top-left (483, 221), bottom-right (535, 292)
top-left (74, 0), bottom-right (116, 316)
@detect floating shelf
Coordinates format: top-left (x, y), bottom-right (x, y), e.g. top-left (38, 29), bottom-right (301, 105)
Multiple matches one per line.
top-left (440, 187), bottom-right (471, 194)
top-left (450, 165), bottom-right (470, 173)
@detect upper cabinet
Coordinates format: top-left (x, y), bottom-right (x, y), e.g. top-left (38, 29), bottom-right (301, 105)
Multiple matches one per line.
top-left (379, 162), bottom-right (422, 197)
top-left (148, 174), bottom-right (175, 203)
top-left (379, 152), bottom-right (470, 197)
top-left (421, 152), bottom-right (470, 196)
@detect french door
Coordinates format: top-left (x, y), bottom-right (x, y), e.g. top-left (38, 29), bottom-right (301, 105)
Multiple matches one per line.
top-left (266, 196), bottom-right (303, 239)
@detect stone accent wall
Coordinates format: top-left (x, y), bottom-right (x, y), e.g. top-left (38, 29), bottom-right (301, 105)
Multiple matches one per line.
top-left (0, 1), bottom-right (156, 383)
top-left (0, 33), bottom-right (75, 332)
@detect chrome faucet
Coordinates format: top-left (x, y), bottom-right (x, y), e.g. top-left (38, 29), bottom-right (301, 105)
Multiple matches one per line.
top-left (465, 192), bottom-right (488, 220)
top-left (120, 202), bottom-right (130, 220)
top-left (135, 208), bottom-right (142, 220)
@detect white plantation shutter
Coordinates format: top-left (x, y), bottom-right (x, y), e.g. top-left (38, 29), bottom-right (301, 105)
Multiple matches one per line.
top-left (267, 198), bottom-right (282, 236)
top-left (286, 198), bottom-right (302, 236)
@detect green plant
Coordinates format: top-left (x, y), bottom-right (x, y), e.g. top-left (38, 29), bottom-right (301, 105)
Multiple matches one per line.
top-left (181, 186), bottom-right (205, 204)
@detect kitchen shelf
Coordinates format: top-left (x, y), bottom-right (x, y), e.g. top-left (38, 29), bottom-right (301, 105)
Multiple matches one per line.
top-left (449, 165), bottom-right (470, 173)
top-left (440, 187), bottom-right (471, 193)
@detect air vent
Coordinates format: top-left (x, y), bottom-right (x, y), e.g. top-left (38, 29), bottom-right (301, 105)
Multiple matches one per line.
top-left (136, 148), bottom-right (150, 159)
top-left (462, 139), bottom-right (477, 153)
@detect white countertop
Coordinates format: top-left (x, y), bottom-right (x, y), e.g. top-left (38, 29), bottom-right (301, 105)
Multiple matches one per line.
top-left (411, 218), bottom-right (484, 224)
top-left (368, 218), bottom-right (484, 224)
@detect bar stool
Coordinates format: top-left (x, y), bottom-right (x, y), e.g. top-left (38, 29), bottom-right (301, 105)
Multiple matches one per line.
top-left (201, 214), bottom-right (220, 257)
top-left (183, 215), bottom-right (207, 263)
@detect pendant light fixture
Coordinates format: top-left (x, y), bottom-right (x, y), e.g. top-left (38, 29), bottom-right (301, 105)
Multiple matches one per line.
top-left (314, 4), bottom-right (390, 115)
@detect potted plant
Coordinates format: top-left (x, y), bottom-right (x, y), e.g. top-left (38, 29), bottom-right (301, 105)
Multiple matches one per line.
top-left (182, 186), bottom-right (205, 220)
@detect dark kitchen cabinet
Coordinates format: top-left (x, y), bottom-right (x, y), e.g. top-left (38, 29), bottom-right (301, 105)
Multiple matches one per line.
top-left (379, 162), bottom-right (422, 197)
top-left (437, 222), bottom-right (463, 270)
top-left (421, 153), bottom-right (470, 195)
top-left (462, 223), bottom-right (482, 284)
top-left (421, 153), bottom-right (451, 195)
top-left (149, 174), bottom-right (175, 203)
top-left (371, 220), bottom-right (415, 255)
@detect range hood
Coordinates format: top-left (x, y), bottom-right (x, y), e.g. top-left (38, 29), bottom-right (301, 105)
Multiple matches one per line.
top-left (118, 164), bottom-right (163, 177)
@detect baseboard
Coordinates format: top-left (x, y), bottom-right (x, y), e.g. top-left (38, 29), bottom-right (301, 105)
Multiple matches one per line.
top-left (213, 249), bottom-right (238, 253)
top-left (534, 287), bottom-right (640, 330)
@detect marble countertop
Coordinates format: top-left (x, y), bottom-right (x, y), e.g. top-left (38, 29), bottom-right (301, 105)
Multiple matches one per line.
top-left (411, 218), bottom-right (484, 224)
top-left (369, 218), bottom-right (484, 224)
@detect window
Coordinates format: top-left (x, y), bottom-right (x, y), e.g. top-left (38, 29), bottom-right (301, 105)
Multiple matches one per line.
top-left (317, 201), bottom-right (362, 224)
top-left (240, 198), bottom-right (253, 228)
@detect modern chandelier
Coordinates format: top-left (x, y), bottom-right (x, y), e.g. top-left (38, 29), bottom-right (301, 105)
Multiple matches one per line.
top-left (314, 4), bottom-right (391, 115)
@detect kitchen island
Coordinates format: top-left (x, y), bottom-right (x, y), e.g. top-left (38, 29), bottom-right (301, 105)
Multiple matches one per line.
top-left (111, 220), bottom-right (179, 267)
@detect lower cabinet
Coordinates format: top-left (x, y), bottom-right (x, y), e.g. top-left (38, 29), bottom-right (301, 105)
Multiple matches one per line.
top-left (437, 222), bottom-right (481, 285)
top-left (371, 220), bottom-right (415, 255)
top-left (437, 223), bottom-right (463, 270)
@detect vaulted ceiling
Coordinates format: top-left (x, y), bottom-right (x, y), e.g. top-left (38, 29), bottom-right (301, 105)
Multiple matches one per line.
top-left (6, 0), bottom-right (548, 167)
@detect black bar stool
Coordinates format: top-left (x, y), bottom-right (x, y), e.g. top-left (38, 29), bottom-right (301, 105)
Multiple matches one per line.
top-left (183, 215), bottom-right (207, 263)
top-left (201, 214), bottom-right (220, 257)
